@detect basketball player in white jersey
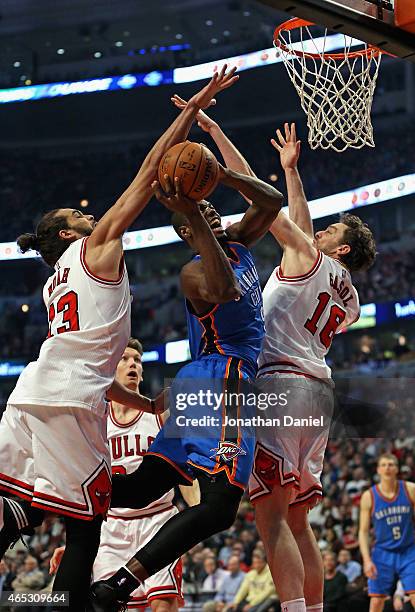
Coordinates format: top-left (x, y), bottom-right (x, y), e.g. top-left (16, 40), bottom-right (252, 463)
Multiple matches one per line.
top-left (169, 101), bottom-right (376, 612)
top-left (50, 338), bottom-right (200, 612)
top-left (247, 124), bottom-right (375, 612)
top-left (0, 66), bottom-right (237, 611)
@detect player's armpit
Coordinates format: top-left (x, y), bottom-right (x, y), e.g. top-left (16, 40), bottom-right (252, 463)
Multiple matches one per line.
top-left (271, 210), bottom-right (316, 253)
top-left (226, 204), bottom-right (280, 248)
top-left (83, 236), bottom-right (124, 282)
top-left (180, 259), bottom-right (240, 306)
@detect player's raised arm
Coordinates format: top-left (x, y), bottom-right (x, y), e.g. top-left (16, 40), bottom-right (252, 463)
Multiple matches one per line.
top-left (85, 66), bottom-right (239, 280)
top-left (153, 178), bottom-right (240, 306)
top-left (271, 122), bottom-right (314, 239)
top-left (220, 167), bottom-right (284, 247)
top-left (171, 94), bottom-right (256, 179)
top-left (359, 489), bottom-right (377, 580)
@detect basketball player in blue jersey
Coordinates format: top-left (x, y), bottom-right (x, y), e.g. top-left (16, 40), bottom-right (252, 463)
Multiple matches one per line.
top-left (359, 453), bottom-right (415, 611)
top-left (88, 161), bottom-right (283, 610)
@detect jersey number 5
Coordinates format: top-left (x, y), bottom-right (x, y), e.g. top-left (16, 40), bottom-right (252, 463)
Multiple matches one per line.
top-left (47, 291), bottom-right (80, 338)
top-left (304, 292), bottom-right (346, 349)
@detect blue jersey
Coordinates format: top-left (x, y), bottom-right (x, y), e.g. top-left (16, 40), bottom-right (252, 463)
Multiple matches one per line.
top-left (372, 481), bottom-right (415, 552)
top-left (185, 240), bottom-right (265, 376)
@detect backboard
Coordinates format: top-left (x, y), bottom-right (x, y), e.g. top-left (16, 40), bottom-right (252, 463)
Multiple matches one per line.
top-left (256, 0), bottom-right (415, 61)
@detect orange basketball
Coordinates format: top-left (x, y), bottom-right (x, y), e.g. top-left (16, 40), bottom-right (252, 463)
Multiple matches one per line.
top-left (158, 141), bottom-right (219, 200)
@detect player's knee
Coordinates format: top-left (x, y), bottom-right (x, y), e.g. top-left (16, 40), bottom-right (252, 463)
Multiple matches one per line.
top-left (287, 505), bottom-right (309, 535)
top-left (150, 597), bottom-right (178, 612)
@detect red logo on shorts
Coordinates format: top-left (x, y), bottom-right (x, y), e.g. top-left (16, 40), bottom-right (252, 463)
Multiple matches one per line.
top-left (210, 441), bottom-right (246, 462)
top-left (255, 448), bottom-right (277, 485)
top-left (86, 465), bottom-right (111, 517)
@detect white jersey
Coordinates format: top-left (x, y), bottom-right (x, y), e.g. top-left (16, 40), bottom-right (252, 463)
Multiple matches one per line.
top-left (107, 404), bottom-right (174, 519)
top-left (258, 251), bottom-right (360, 380)
top-left (9, 237), bottom-right (131, 413)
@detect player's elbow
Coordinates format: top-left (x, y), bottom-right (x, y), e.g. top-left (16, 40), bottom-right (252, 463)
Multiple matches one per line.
top-left (217, 285), bottom-right (241, 303)
top-left (207, 284), bottom-right (241, 304)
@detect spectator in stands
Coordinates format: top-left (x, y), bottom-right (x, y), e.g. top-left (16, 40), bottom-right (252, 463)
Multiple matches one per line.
top-left (336, 549), bottom-right (362, 583)
top-left (230, 551), bottom-right (277, 612)
top-left (11, 555), bottom-right (45, 593)
top-left (0, 559), bottom-right (14, 597)
top-left (201, 557), bottom-right (230, 600)
top-left (218, 534), bottom-right (237, 567)
top-left (323, 551), bottom-right (348, 611)
top-left (393, 335), bottom-right (411, 358)
top-left (203, 556), bottom-right (245, 612)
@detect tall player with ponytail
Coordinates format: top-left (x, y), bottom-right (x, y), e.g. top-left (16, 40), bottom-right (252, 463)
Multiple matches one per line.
top-left (0, 66), bottom-right (238, 611)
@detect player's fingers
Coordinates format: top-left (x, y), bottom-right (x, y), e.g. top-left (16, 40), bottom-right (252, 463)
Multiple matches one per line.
top-left (152, 181), bottom-right (170, 205)
top-left (163, 174), bottom-right (175, 196)
top-left (276, 129), bottom-right (286, 147)
top-left (270, 138), bottom-right (282, 152)
top-left (219, 63), bottom-right (228, 79)
top-left (284, 122), bottom-right (290, 141)
top-left (221, 74), bottom-right (239, 89)
top-left (223, 66), bottom-right (237, 82)
top-left (174, 176), bottom-right (184, 197)
top-left (291, 122), bottom-right (297, 141)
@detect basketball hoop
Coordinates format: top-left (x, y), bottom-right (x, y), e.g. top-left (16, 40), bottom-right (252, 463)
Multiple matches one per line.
top-left (274, 18), bottom-right (385, 152)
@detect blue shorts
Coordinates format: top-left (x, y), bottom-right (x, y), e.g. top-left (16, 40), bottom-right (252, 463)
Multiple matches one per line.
top-left (148, 354), bottom-right (256, 489)
top-left (368, 546), bottom-right (415, 596)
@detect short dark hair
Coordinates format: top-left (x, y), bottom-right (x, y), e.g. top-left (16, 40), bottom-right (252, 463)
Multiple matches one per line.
top-left (338, 213), bottom-right (377, 272)
top-left (127, 338), bottom-right (143, 355)
top-left (171, 212), bottom-right (188, 240)
top-left (17, 209), bottom-right (70, 267)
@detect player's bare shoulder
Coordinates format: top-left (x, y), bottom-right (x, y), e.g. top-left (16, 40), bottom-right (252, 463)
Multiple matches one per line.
top-left (360, 487), bottom-right (373, 511)
top-left (403, 481), bottom-right (415, 504)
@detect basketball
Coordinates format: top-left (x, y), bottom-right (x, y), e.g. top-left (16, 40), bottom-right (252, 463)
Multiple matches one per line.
top-left (158, 141), bottom-right (220, 200)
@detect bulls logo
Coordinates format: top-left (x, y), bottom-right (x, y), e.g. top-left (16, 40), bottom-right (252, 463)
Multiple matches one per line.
top-left (210, 441), bottom-right (246, 462)
top-left (255, 448), bottom-right (277, 484)
top-left (86, 464), bottom-right (111, 516)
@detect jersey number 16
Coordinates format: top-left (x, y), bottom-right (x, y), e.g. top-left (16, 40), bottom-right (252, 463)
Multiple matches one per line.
top-left (304, 292), bottom-right (346, 350)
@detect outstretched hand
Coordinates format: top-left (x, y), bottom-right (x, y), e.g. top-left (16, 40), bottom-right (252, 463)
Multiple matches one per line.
top-left (152, 177), bottom-right (199, 216)
top-left (171, 94), bottom-right (218, 133)
top-left (271, 122), bottom-right (301, 170)
top-left (189, 64), bottom-right (238, 110)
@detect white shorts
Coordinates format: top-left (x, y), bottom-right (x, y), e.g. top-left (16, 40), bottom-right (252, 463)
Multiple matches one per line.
top-left (93, 506), bottom-right (183, 608)
top-left (0, 403), bottom-right (111, 520)
top-left (249, 374), bottom-right (333, 509)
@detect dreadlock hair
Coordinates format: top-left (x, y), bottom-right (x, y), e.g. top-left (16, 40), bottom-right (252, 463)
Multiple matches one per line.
top-left (127, 338), bottom-right (143, 356)
top-left (338, 213), bottom-right (377, 272)
top-left (17, 209), bottom-right (71, 268)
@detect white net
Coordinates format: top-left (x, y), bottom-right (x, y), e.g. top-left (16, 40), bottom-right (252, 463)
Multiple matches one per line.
top-left (274, 22), bottom-right (383, 152)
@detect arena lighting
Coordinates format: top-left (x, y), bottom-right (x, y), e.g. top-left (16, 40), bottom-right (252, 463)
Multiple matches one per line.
top-left (0, 34), bottom-right (364, 105)
top-left (0, 173), bottom-right (412, 262)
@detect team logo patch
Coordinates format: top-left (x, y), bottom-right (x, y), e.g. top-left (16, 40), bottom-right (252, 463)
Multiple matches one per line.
top-left (210, 441), bottom-right (246, 462)
top-left (255, 448), bottom-right (277, 484)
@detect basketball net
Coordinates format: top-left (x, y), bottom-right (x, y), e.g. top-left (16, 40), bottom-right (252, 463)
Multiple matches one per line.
top-left (274, 19), bottom-right (383, 152)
